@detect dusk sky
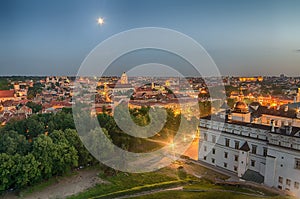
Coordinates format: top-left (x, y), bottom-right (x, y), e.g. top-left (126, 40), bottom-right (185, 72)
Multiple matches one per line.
top-left (1, 0), bottom-right (300, 76)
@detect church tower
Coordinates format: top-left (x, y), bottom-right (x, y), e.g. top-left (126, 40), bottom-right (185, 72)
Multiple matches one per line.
top-left (296, 88), bottom-right (300, 103)
top-left (231, 88), bottom-right (251, 123)
top-left (120, 72), bottom-right (128, 84)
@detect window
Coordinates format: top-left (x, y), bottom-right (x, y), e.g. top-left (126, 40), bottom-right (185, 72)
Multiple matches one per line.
top-left (234, 141), bottom-right (239, 149)
top-left (212, 135), bottom-right (216, 143)
top-left (204, 156), bottom-right (207, 161)
top-left (286, 179), bottom-right (291, 186)
top-left (294, 182), bottom-right (299, 189)
top-left (278, 176), bottom-right (283, 184)
top-left (251, 160), bottom-right (256, 167)
top-left (224, 163), bottom-right (227, 168)
top-left (295, 159), bottom-right (300, 169)
top-left (212, 148), bottom-right (216, 154)
top-left (203, 133), bottom-right (207, 141)
top-left (263, 147), bottom-right (268, 157)
top-left (212, 158), bottom-right (215, 163)
top-left (225, 138), bottom-right (230, 147)
top-left (224, 152), bottom-right (228, 159)
top-left (234, 166), bottom-right (238, 172)
top-left (234, 155), bottom-right (239, 162)
top-left (204, 146), bottom-right (207, 152)
top-left (252, 145), bottom-right (257, 154)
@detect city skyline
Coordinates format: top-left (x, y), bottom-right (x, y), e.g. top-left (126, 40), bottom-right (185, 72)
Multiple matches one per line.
top-left (1, 0), bottom-right (300, 76)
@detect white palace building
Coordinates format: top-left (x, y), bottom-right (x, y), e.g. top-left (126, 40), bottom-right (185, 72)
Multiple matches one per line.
top-left (198, 92), bottom-right (300, 197)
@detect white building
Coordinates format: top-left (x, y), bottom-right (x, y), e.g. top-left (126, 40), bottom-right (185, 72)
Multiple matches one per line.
top-left (198, 100), bottom-right (300, 197)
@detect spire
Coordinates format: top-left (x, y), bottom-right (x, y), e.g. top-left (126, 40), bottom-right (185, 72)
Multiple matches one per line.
top-left (297, 88), bottom-right (300, 102)
top-left (239, 87), bottom-right (244, 101)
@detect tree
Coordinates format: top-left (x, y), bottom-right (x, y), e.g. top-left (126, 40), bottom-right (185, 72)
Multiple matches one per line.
top-left (49, 130), bottom-right (68, 144)
top-left (26, 117), bottom-right (45, 138)
top-left (0, 130), bottom-right (30, 155)
top-left (64, 129), bottom-right (94, 166)
top-left (227, 98), bottom-right (237, 109)
top-left (27, 83), bottom-right (43, 100)
top-left (0, 153), bottom-right (15, 191)
top-left (0, 78), bottom-right (12, 90)
top-left (81, 127), bottom-right (113, 164)
top-left (32, 135), bottom-right (55, 179)
top-left (49, 130), bottom-right (78, 175)
top-left (26, 101), bottom-right (42, 113)
top-left (13, 154), bottom-right (41, 188)
top-left (51, 141), bottom-right (78, 175)
top-left (199, 101), bottom-right (212, 117)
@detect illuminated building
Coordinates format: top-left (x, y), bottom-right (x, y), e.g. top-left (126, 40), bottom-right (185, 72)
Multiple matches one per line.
top-left (199, 98), bottom-right (300, 197)
top-left (239, 76), bottom-right (263, 82)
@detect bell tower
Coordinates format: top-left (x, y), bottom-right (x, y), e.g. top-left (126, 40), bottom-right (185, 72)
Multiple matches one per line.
top-left (120, 72), bottom-right (128, 84)
top-left (296, 88), bottom-right (300, 103)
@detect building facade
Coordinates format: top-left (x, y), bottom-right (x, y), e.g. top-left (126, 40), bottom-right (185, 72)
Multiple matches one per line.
top-left (198, 101), bottom-right (300, 197)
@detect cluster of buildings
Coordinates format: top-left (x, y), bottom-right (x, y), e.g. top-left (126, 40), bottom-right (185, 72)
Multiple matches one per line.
top-left (0, 81), bottom-right (33, 125)
top-left (0, 77), bottom-right (73, 125)
top-left (1, 73), bottom-right (300, 197)
top-left (91, 72), bottom-right (200, 117)
top-left (198, 88), bottom-right (300, 197)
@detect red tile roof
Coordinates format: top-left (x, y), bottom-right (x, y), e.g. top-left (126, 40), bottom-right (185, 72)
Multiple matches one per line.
top-left (0, 90), bottom-right (15, 98)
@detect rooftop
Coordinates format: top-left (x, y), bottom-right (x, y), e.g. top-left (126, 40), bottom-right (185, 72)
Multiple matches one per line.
top-left (0, 90), bottom-right (14, 98)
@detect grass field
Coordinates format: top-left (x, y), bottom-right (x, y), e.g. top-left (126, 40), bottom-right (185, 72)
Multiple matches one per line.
top-left (68, 167), bottom-right (186, 199)
top-left (68, 163), bottom-right (291, 199)
top-left (130, 191), bottom-right (291, 199)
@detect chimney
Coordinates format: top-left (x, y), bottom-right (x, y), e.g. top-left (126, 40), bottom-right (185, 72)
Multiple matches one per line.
top-left (270, 119), bottom-right (275, 133)
top-left (225, 111), bottom-right (229, 122)
top-left (289, 126), bottom-right (293, 134)
top-left (284, 106), bottom-right (288, 112)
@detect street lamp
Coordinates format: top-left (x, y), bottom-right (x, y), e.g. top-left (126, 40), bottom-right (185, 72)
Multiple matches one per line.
top-left (170, 141), bottom-right (176, 161)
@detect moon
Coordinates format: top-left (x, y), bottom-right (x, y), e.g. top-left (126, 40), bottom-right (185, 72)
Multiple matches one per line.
top-left (97, 17), bottom-right (104, 25)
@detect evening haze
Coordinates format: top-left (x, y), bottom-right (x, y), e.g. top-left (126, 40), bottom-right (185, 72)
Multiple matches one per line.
top-left (1, 0), bottom-right (300, 76)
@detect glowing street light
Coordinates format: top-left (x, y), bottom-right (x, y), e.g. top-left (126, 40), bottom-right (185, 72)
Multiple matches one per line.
top-left (169, 141), bottom-right (176, 160)
top-left (170, 142), bottom-right (175, 149)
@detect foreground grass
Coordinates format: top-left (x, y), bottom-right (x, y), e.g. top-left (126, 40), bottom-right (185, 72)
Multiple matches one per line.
top-left (131, 190), bottom-right (291, 199)
top-left (68, 167), bottom-right (185, 199)
top-left (68, 163), bottom-right (290, 199)
top-left (183, 161), bottom-right (229, 181)
top-left (183, 180), bottom-right (278, 196)
top-left (129, 178), bottom-right (291, 199)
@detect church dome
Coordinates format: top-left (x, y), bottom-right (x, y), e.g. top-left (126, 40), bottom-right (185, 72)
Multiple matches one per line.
top-left (233, 101), bottom-right (249, 113)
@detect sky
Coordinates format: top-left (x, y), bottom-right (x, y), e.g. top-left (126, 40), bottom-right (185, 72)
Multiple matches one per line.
top-left (0, 0), bottom-right (300, 76)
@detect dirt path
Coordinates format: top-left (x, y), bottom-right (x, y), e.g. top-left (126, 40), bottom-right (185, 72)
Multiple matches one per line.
top-left (1, 168), bottom-right (105, 199)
